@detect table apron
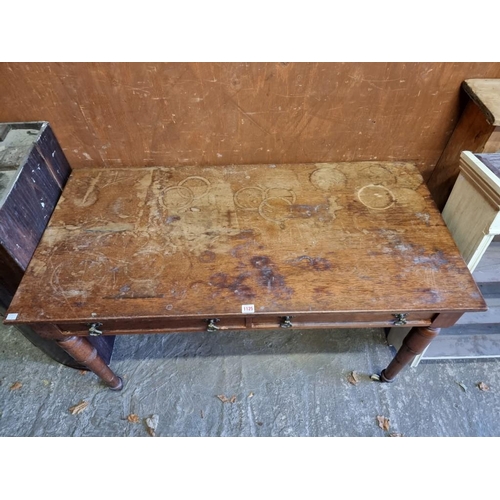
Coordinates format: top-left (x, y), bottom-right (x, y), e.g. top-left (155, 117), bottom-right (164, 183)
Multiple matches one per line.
top-left (51, 311), bottom-right (436, 337)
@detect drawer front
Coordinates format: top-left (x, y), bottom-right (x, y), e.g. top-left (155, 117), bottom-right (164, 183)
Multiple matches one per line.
top-left (56, 316), bottom-right (248, 336)
top-left (56, 311), bottom-right (433, 336)
top-left (250, 311), bottom-right (433, 329)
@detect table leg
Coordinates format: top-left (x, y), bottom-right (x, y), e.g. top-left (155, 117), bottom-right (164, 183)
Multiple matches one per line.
top-left (57, 336), bottom-right (123, 391)
top-left (380, 326), bottom-right (440, 382)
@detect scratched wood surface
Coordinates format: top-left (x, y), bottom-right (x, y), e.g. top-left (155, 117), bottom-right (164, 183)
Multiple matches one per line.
top-left (1, 63), bottom-right (500, 182)
top-left (6, 161), bottom-right (486, 325)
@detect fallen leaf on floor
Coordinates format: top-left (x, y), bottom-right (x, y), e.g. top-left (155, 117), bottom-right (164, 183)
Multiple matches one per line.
top-left (216, 394), bottom-right (237, 404)
top-left (42, 380), bottom-right (50, 386)
top-left (370, 374), bottom-right (381, 382)
top-left (79, 370), bottom-right (87, 375)
top-left (478, 382), bottom-right (490, 391)
top-left (68, 401), bottom-right (88, 415)
top-left (146, 414), bottom-right (159, 437)
top-left (127, 414), bottom-right (140, 423)
top-left (248, 392), bottom-right (254, 399)
top-left (377, 415), bottom-right (390, 431)
top-left (10, 381), bottom-right (22, 391)
top-left (389, 433), bottom-right (404, 437)
top-left (457, 382), bottom-right (467, 392)
top-left (347, 371), bottom-right (360, 385)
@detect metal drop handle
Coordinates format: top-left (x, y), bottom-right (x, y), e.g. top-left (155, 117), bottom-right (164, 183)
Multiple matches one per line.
top-left (88, 322), bottom-right (103, 336)
top-left (207, 318), bottom-right (220, 332)
top-left (280, 316), bottom-right (293, 328)
top-left (392, 313), bottom-right (408, 326)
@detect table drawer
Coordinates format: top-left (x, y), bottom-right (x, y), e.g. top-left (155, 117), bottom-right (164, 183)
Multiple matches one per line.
top-left (56, 316), bottom-right (248, 336)
top-left (55, 311), bottom-right (433, 337)
top-left (250, 312), bottom-right (433, 329)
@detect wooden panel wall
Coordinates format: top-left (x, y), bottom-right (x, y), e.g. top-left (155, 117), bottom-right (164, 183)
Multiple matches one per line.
top-left (1, 62), bottom-right (500, 181)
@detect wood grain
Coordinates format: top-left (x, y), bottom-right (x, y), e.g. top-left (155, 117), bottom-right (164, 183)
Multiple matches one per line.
top-left (0, 122), bottom-right (115, 367)
top-left (463, 79), bottom-right (500, 125)
top-left (426, 100), bottom-right (499, 210)
top-left (6, 161), bottom-right (486, 329)
top-left (1, 63), bottom-right (500, 182)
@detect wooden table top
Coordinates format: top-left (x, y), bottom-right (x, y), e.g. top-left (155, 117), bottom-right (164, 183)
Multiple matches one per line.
top-left (6, 161), bottom-right (486, 324)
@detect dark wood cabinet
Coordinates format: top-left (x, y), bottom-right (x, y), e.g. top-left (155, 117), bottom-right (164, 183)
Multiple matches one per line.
top-left (0, 122), bottom-right (115, 367)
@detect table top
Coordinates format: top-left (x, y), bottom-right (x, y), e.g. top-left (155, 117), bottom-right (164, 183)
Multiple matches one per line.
top-left (6, 161), bottom-right (486, 324)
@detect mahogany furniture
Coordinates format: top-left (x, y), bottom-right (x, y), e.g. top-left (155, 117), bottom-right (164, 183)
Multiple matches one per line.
top-left (0, 121), bottom-right (115, 368)
top-left (4, 161), bottom-right (487, 388)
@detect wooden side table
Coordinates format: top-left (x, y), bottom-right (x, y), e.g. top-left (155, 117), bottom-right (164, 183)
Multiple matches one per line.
top-left (4, 161), bottom-right (486, 389)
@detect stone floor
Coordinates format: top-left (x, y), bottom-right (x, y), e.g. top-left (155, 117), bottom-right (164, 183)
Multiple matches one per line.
top-left (1, 321), bottom-right (500, 437)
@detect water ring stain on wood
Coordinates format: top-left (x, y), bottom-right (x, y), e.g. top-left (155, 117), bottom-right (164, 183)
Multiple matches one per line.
top-left (310, 167), bottom-right (347, 190)
top-left (357, 185), bottom-right (396, 210)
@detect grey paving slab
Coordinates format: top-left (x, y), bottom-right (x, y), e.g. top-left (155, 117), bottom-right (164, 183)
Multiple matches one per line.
top-left (1, 322), bottom-right (500, 437)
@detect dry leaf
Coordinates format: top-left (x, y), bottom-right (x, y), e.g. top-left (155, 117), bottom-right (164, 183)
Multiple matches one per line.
top-left (458, 382), bottom-right (467, 392)
top-left (216, 394), bottom-right (237, 403)
top-left (478, 382), bottom-right (490, 391)
top-left (370, 374), bottom-right (381, 382)
top-left (377, 415), bottom-right (390, 431)
top-left (347, 371), bottom-right (360, 385)
top-left (79, 370), bottom-right (88, 376)
top-left (390, 433), bottom-right (404, 437)
top-left (248, 392), bottom-right (254, 399)
top-left (68, 401), bottom-right (88, 415)
top-left (127, 414), bottom-right (140, 423)
top-left (10, 381), bottom-right (22, 391)
top-left (146, 414), bottom-right (159, 437)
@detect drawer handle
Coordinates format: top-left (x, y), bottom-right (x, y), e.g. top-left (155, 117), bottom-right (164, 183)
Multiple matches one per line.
top-left (280, 316), bottom-right (293, 328)
top-left (206, 318), bottom-right (220, 332)
top-left (392, 313), bottom-right (408, 326)
top-left (88, 322), bottom-right (103, 336)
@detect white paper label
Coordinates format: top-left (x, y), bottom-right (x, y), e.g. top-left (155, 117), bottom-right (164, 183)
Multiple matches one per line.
top-left (6, 313), bottom-right (18, 321)
top-left (242, 304), bottom-right (255, 314)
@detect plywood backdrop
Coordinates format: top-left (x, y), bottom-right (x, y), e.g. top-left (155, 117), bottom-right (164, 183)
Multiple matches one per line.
top-left (1, 62), bottom-right (500, 181)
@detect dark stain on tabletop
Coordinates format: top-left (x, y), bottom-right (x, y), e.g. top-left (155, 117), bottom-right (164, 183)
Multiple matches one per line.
top-left (166, 215), bottom-right (181, 224)
top-left (290, 255), bottom-right (332, 271)
top-left (250, 255), bottom-right (293, 298)
top-left (199, 250), bottom-right (216, 263)
top-left (209, 272), bottom-right (255, 300)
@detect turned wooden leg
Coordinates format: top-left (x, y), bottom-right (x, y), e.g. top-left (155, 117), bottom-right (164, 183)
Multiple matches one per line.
top-left (380, 326), bottom-right (441, 383)
top-left (57, 336), bottom-right (123, 391)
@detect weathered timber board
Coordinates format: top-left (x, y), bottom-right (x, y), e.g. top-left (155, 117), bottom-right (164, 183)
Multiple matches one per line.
top-left (6, 161), bottom-right (485, 323)
top-left (2, 63), bottom-right (500, 181)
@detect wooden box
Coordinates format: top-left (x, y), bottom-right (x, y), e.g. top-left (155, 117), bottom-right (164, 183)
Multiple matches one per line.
top-left (0, 121), bottom-right (114, 366)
